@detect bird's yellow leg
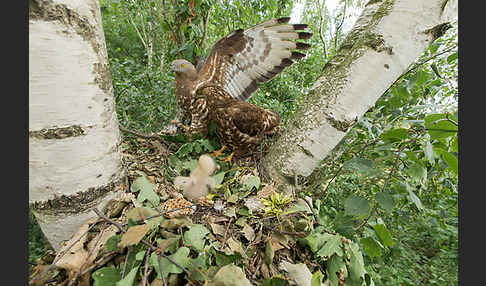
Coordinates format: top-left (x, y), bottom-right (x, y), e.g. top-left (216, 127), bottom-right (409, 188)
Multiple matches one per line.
top-left (212, 145), bottom-right (227, 157)
top-left (221, 152), bottom-right (234, 164)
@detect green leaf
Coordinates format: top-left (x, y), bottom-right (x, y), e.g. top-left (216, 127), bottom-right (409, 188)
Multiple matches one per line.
top-left (261, 277), bottom-right (287, 286)
top-left (167, 154), bottom-right (183, 172)
top-left (447, 51), bottom-right (458, 64)
top-left (265, 240), bottom-right (274, 265)
top-left (211, 171), bottom-right (226, 186)
top-left (194, 143), bottom-right (202, 154)
top-left (150, 247), bottom-right (191, 278)
top-left (440, 151), bottom-right (458, 175)
top-left (92, 267), bottom-right (121, 286)
top-left (360, 237), bottom-right (382, 260)
top-left (380, 128), bottom-right (409, 142)
top-left (348, 242), bottom-right (366, 283)
top-left (406, 162), bottom-right (427, 182)
top-left (414, 70), bottom-right (430, 86)
top-left (105, 235), bottom-right (120, 252)
top-left (316, 234), bottom-right (343, 258)
top-left (407, 188), bottom-right (424, 210)
top-left (375, 192), bottom-right (395, 213)
top-left (302, 232), bottom-right (333, 253)
top-left (135, 250), bottom-right (146, 261)
top-left (182, 159), bottom-right (198, 171)
top-left (451, 136), bottom-right (458, 153)
top-left (212, 264), bottom-right (252, 286)
top-left (199, 139), bottom-right (215, 152)
top-left (429, 42), bottom-right (440, 53)
top-left (183, 224), bottom-right (209, 252)
top-left (326, 254), bottom-right (346, 286)
top-left (175, 142), bottom-right (193, 157)
top-left (332, 213), bottom-right (356, 237)
top-left (424, 114), bottom-right (458, 139)
top-left (343, 158), bottom-right (379, 177)
top-left (245, 175), bottom-right (260, 190)
top-left (213, 249), bottom-right (242, 266)
top-left (344, 195), bottom-right (370, 218)
top-left (131, 174), bottom-right (160, 205)
top-left (372, 224), bottom-right (394, 247)
top-left (115, 265), bottom-right (139, 286)
top-left (311, 270), bottom-right (325, 286)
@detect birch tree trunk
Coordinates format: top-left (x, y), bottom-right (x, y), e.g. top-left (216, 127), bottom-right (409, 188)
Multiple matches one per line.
top-left (29, 0), bottom-right (126, 250)
top-left (262, 0), bottom-right (457, 193)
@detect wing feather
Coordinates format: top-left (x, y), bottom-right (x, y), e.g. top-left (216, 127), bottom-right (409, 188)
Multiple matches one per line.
top-left (196, 17), bottom-right (312, 101)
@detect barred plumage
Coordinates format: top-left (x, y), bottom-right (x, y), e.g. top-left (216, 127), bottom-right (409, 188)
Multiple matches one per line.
top-left (170, 17), bottom-right (312, 156)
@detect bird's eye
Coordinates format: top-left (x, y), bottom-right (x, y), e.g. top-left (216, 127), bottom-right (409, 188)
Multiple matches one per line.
top-left (181, 63), bottom-right (186, 69)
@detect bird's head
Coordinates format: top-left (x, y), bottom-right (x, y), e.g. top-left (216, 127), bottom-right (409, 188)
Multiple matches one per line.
top-left (198, 154), bottom-right (216, 175)
top-left (171, 59), bottom-right (196, 74)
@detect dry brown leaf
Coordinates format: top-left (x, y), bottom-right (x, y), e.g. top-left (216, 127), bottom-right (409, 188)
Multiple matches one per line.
top-left (241, 224), bottom-right (255, 242)
top-left (253, 228), bottom-right (263, 245)
top-left (126, 207), bottom-right (156, 222)
top-left (160, 217), bottom-right (193, 230)
top-left (208, 216), bottom-right (229, 223)
top-left (118, 224), bottom-right (150, 248)
top-left (260, 262), bottom-right (270, 279)
top-left (271, 232), bottom-right (290, 250)
top-left (225, 237), bottom-right (248, 259)
top-left (56, 218), bottom-right (96, 279)
top-left (210, 223), bottom-right (226, 236)
top-left (151, 278), bottom-right (163, 286)
top-left (280, 261), bottom-right (312, 286)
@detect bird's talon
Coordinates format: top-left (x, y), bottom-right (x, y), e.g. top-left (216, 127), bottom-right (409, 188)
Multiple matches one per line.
top-left (221, 152), bottom-right (234, 164)
top-left (212, 146), bottom-right (227, 157)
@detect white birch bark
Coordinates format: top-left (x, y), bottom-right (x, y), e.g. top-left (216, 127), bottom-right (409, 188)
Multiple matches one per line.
top-left (29, 0), bottom-right (125, 250)
top-left (262, 0), bottom-right (457, 192)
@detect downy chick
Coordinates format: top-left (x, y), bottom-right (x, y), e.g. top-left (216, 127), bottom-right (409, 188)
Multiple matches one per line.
top-left (174, 154), bottom-right (217, 202)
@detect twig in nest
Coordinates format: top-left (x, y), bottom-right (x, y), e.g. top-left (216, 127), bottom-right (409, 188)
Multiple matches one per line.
top-left (68, 225), bottom-right (107, 286)
top-left (30, 220), bottom-right (99, 284)
top-left (119, 125), bottom-right (172, 148)
top-left (157, 253), bottom-right (168, 286)
top-left (222, 217), bottom-right (233, 248)
top-left (79, 251), bottom-right (118, 276)
top-left (121, 246), bottom-right (131, 279)
top-left (142, 249), bottom-right (151, 286)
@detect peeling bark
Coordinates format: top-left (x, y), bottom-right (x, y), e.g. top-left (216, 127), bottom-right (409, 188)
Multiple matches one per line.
top-left (262, 0), bottom-right (457, 194)
top-left (29, 0), bottom-right (125, 250)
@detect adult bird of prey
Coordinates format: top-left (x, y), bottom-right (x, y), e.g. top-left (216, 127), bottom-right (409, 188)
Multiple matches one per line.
top-left (170, 17), bottom-right (312, 161)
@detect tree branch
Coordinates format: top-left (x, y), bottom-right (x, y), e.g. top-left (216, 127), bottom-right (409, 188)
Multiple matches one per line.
top-left (199, 6), bottom-right (212, 50)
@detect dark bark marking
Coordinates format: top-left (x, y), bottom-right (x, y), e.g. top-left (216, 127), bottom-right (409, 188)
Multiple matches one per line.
top-left (29, 125), bottom-right (85, 139)
top-left (364, 33), bottom-right (394, 55)
top-left (326, 116), bottom-right (357, 132)
top-left (424, 22), bottom-right (452, 42)
top-left (30, 177), bottom-right (125, 215)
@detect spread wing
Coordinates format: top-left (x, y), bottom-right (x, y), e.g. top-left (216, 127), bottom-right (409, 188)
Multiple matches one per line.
top-left (196, 17), bottom-right (312, 101)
